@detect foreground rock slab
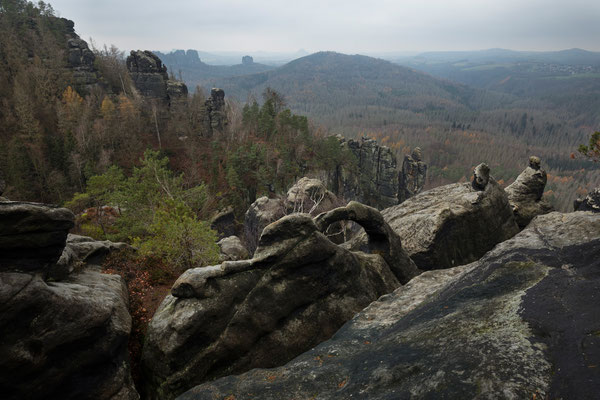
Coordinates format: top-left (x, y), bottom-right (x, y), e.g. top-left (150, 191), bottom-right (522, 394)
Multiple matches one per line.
top-left (142, 207), bottom-right (413, 399)
top-left (0, 269), bottom-right (138, 399)
top-left (178, 211), bottom-right (600, 400)
top-left (379, 167), bottom-right (519, 270)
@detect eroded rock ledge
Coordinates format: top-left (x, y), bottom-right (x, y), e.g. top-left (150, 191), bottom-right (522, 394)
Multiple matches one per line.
top-left (178, 211), bottom-right (600, 400)
top-left (141, 203), bottom-right (417, 399)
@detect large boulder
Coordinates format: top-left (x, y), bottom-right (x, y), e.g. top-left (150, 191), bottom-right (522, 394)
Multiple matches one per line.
top-left (284, 177), bottom-right (341, 215)
top-left (398, 147), bottom-right (427, 203)
top-left (243, 177), bottom-right (342, 254)
top-left (375, 163), bottom-right (519, 270)
top-left (142, 206), bottom-right (413, 399)
top-left (217, 236), bottom-right (249, 261)
top-left (243, 196), bottom-right (285, 254)
top-left (0, 269), bottom-right (138, 400)
top-left (178, 211), bottom-right (600, 400)
top-left (506, 156), bottom-right (553, 228)
top-left (0, 201), bottom-right (138, 399)
top-left (574, 187), bottom-right (600, 213)
top-left (0, 201), bottom-right (74, 272)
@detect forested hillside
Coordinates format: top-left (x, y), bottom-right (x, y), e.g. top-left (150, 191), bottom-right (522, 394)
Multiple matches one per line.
top-left (180, 51), bottom-right (599, 210)
top-left (0, 1), bottom-right (350, 218)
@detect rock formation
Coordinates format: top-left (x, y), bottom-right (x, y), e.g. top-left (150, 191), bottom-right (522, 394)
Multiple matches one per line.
top-left (178, 211), bottom-right (600, 400)
top-left (574, 187), bottom-right (600, 213)
top-left (61, 19), bottom-right (98, 92)
top-left (242, 55), bottom-right (254, 65)
top-left (0, 202), bottom-right (138, 399)
top-left (243, 196), bottom-right (285, 254)
top-left (204, 88), bottom-right (227, 135)
top-left (333, 136), bottom-right (399, 209)
top-left (0, 201), bottom-right (75, 272)
top-left (368, 163), bottom-right (519, 270)
top-left (50, 234), bottom-right (129, 280)
top-left (217, 236), bottom-right (249, 261)
top-left (398, 147), bottom-right (427, 203)
top-left (141, 204), bottom-right (415, 399)
top-left (243, 177), bottom-right (342, 254)
top-left (506, 156), bottom-right (553, 228)
top-left (126, 50), bottom-right (188, 105)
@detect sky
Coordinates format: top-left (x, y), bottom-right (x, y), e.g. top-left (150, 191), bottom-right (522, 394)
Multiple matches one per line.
top-left (47, 0), bottom-right (600, 54)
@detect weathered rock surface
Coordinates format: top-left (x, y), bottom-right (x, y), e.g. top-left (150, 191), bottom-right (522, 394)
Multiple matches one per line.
top-left (0, 201), bottom-right (74, 272)
top-left (243, 196), bottom-right (285, 254)
top-left (284, 177), bottom-right (341, 215)
top-left (315, 201), bottom-right (419, 284)
top-left (398, 147), bottom-right (427, 203)
top-left (217, 236), bottom-right (249, 261)
top-left (126, 50), bottom-right (188, 105)
top-left (506, 156), bottom-right (553, 228)
top-left (330, 136), bottom-right (399, 209)
top-left (178, 211), bottom-right (600, 400)
top-left (374, 164), bottom-right (519, 270)
top-left (243, 178), bottom-right (342, 254)
top-left (574, 187), bottom-right (600, 213)
top-left (0, 269), bottom-right (138, 400)
top-left (142, 207), bottom-right (412, 399)
top-left (0, 201), bottom-right (138, 399)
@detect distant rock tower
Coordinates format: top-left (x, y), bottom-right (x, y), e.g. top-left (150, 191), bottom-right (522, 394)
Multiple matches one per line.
top-left (126, 50), bottom-right (188, 104)
top-left (242, 55), bottom-right (254, 65)
top-left (398, 147), bottom-right (427, 203)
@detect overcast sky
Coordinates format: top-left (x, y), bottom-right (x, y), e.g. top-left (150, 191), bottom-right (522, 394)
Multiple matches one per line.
top-left (48, 0), bottom-right (600, 54)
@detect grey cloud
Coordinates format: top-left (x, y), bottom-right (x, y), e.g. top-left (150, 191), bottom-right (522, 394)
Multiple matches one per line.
top-left (49, 0), bottom-right (600, 53)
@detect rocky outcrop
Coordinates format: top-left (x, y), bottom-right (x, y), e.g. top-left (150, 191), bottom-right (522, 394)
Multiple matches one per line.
top-left (0, 201), bottom-right (74, 272)
top-left (574, 187), bottom-right (600, 213)
top-left (0, 269), bottom-right (138, 400)
top-left (178, 211), bottom-right (600, 400)
top-left (371, 163), bottom-right (519, 270)
top-left (142, 205), bottom-right (413, 399)
top-left (398, 147), bottom-right (427, 203)
top-left (333, 136), bottom-right (399, 209)
top-left (126, 50), bottom-right (188, 105)
top-left (49, 234), bottom-right (129, 280)
top-left (60, 19), bottom-right (98, 92)
top-left (0, 202), bottom-right (137, 399)
top-left (204, 88), bottom-right (227, 135)
top-left (242, 55), bottom-right (254, 65)
top-left (285, 177), bottom-right (341, 215)
top-left (243, 196), bottom-right (285, 254)
top-left (217, 236), bottom-right (249, 261)
top-left (243, 178), bottom-right (342, 254)
top-left (315, 201), bottom-right (419, 284)
top-left (506, 156), bottom-right (553, 228)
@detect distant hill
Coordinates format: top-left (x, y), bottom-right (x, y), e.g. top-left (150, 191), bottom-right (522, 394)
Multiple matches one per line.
top-left (154, 50), bottom-right (275, 91)
top-left (394, 49), bottom-right (600, 126)
top-left (208, 51), bottom-right (515, 123)
top-left (398, 48), bottom-right (600, 66)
